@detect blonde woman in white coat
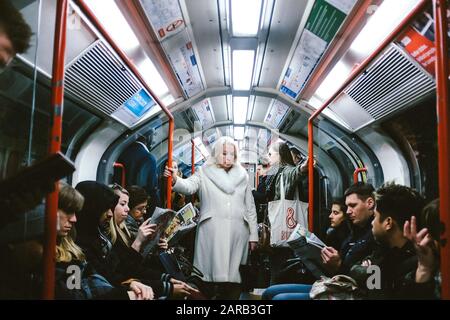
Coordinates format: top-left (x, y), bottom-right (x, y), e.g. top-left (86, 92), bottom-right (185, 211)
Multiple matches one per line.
top-left (164, 136), bottom-right (258, 299)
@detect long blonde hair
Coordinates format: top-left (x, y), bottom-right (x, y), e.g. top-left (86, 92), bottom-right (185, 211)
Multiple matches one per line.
top-left (109, 186), bottom-right (133, 247)
top-left (56, 182), bottom-right (86, 263)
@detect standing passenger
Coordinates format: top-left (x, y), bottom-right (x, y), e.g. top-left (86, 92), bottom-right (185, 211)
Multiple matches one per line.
top-left (164, 136), bottom-right (258, 299)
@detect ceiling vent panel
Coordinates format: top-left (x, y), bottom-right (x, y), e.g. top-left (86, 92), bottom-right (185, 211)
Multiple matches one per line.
top-left (65, 40), bottom-right (141, 115)
top-left (65, 40), bottom-right (161, 128)
top-left (327, 44), bottom-right (435, 132)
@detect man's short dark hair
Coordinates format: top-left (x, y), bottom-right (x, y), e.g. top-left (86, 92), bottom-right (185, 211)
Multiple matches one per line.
top-left (0, 0), bottom-right (32, 54)
top-left (332, 197), bottom-right (347, 214)
top-left (375, 182), bottom-right (425, 228)
top-left (128, 185), bottom-right (148, 210)
top-left (344, 182), bottom-right (375, 202)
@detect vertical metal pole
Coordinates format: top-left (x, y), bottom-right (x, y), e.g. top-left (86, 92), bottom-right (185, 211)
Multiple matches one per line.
top-left (191, 140), bottom-right (195, 175)
top-left (306, 0), bottom-right (429, 233)
top-left (113, 162), bottom-right (126, 187)
top-left (42, 0), bottom-right (68, 300)
top-left (75, 0), bottom-right (175, 210)
top-left (434, 0), bottom-right (450, 300)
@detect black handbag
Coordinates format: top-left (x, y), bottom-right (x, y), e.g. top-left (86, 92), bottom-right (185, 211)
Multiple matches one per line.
top-left (159, 249), bottom-right (212, 299)
top-left (239, 251), bottom-right (270, 291)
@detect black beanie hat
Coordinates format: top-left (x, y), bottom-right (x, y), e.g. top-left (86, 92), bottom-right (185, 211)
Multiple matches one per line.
top-left (75, 181), bottom-right (119, 237)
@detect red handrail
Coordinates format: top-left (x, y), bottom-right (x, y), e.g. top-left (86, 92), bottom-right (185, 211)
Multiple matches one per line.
top-left (434, 0), bottom-right (450, 300)
top-left (353, 167), bottom-right (367, 183)
top-left (307, 0), bottom-right (429, 232)
top-left (42, 0), bottom-right (68, 300)
top-left (256, 170), bottom-right (259, 188)
top-left (113, 162), bottom-right (126, 187)
top-left (191, 139), bottom-right (195, 175)
top-left (75, 0), bottom-right (174, 209)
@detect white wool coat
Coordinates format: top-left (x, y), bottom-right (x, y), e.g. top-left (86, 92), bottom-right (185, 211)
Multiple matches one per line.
top-left (172, 164), bottom-right (258, 283)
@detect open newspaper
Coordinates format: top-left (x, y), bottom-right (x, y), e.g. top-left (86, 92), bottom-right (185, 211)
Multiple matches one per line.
top-left (287, 223), bottom-right (326, 249)
top-left (164, 202), bottom-right (198, 246)
top-left (141, 207), bottom-right (177, 258)
top-left (141, 203), bottom-right (198, 257)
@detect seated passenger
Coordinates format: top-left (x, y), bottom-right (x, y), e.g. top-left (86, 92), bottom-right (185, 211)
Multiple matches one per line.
top-left (321, 182), bottom-right (376, 275)
top-left (109, 184), bottom-right (198, 299)
top-left (55, 181), bottom-right (153, 300)
top-left (326, 198), bottom-right (351, 250)
top-left (262, 182), bottom-right (376, 299)
top-left (74, 181), bottom-right (177, 299)
top-left (403, 198), bottom-right (441, 299)
top-left (348, 183), bottom-right (427, 299)
top-left (125, 185), bottom-right (149, 239)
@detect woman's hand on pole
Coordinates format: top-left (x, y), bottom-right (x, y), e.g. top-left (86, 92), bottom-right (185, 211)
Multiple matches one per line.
top-left (164, 166), bottom-right (178, 185)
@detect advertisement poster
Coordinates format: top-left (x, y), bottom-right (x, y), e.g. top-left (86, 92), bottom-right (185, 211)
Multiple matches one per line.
top-left (264, 100), bottom-right (290, 128)
top-left (111, 89), bottom-right (159, 127)
top-left (192, 99), bottom-right (215, 128)
top-left (163, 29), bottom-right (204, 97)
top-left (139, 0), bottom-right (185, 40)
top-left (280, 0), bottom-right (358, 99)
top-left (397, 6), bottom-right (450, 77)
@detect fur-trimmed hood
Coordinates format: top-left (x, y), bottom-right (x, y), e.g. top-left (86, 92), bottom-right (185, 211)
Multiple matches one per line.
top-left (202, 164), bottom-right (247, 194)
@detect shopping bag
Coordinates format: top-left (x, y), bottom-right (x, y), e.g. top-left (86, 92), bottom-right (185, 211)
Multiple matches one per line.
top-left (268, 176), bottom-right (308, 247)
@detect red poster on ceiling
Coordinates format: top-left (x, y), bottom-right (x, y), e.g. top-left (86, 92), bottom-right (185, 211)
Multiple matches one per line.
top-left (397, 6), bottom-right (450, 77)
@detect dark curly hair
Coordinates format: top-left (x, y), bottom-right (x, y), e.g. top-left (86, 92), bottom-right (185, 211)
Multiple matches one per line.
top-left (0, 0), bottom-right (32, 54)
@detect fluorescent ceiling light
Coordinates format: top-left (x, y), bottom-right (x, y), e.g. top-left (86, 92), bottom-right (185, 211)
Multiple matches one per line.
top-left (161, 94), bottom-right (175, 106)
top-left (350, 0), bottom-right (421, 57)
top-left (232, 50), bottom-right (255, 90)
top-left (227, 94), bottom-right (233, 120)
top-left (84, 0), bottom-right (139, 51)
top-left (233, 96), bottom-right (249, 124)
top-left (234, 126), bottom-right (245, 140)
top-left (137, 59), bottom-right (169, 97)
top-left (85, 0), bottom-right (170, 100)
top-left (231, 0), bottom-right (262, 37)
top-left (315, 61), bottom-right (351, 102)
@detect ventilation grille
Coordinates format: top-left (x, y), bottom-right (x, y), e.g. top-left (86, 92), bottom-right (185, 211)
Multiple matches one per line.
top-left (345, 44), bottom-right (435, 121)
top-left (65, 40), bottom-right (143, 116)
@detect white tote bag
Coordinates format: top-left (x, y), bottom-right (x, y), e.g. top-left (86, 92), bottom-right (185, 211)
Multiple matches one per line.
top-left (268, 175), bottom-right (308, 247)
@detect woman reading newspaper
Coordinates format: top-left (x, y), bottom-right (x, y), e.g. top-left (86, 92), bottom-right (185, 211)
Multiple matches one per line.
top-left (164, 136), bottom-right (258, 299)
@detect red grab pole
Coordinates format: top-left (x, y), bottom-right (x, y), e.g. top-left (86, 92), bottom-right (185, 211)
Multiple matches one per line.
top-left (113, 162), bottom-right (126, 188)
top-left (75, 0), bottom-right (175, 209)
top-left (307, 0), bottom-right (429, 232)
top-left (434, 0), bottom-right (450, 300)
top-left (42, 0), bottom-right (68, 300)
top-left (353, 167), bottom-right (368, 183)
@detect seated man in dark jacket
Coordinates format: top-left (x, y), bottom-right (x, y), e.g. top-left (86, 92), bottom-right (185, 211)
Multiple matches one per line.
top-left (321, 182), bottom-right (376, 274)
top-left (349, 183), bottom-right (434, 299)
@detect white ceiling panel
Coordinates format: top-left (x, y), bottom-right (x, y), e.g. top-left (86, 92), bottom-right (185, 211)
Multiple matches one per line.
top-left (210, 96), bottom-right (228, 122)
top-left (184, 0), bottom-right (225, 88)
top-left (251, 96), bottom-right (272, 122)
top-left (257, 0), bottom-right (309, 88)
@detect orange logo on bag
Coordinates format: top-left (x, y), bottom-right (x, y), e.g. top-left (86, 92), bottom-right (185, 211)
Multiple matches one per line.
top-left (286, 207), bottom-right (297, 229)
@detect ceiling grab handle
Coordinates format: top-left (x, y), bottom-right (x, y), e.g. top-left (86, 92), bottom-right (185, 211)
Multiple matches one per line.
top-left (74, 0), bottom-right (175, 209)
top-left (434, 0), bottom-right (450, 300)
top-left (307, 0), bottom-right (429, 232)
top-left (42, 0), bottom-right (69, 300)
top-left (353, 167), bottom-right (368, 183)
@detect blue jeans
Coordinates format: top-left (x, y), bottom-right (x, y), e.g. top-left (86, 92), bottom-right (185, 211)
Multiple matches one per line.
top-left (262, 284), bottom-right (312, 300)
